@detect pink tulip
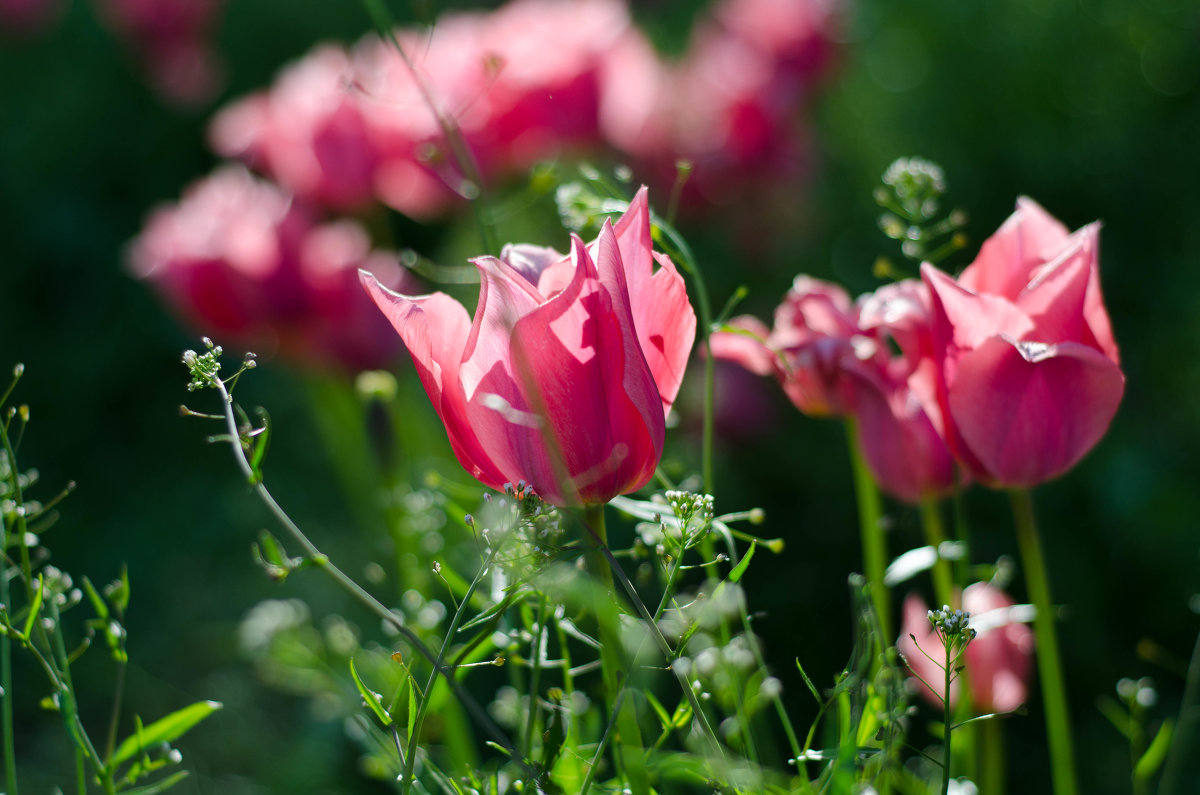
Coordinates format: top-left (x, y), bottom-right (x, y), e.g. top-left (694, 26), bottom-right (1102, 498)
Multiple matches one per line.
top-left (921, 198), bottom-right (1124, 487)
top-left (899, 584), bottom-right (1034, 713)
top-left (128, 166), bottom-right (413, 371)
top-left (360, 188), bottom-right (695, 506)
top-left (712, 276), bottom-right (956, 502)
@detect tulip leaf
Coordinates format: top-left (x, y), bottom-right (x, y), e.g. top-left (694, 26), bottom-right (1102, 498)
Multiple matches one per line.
top-left (111, 701), bottom-right (222, 767)
top-left (1134, 718), bottom-right (1174, 780)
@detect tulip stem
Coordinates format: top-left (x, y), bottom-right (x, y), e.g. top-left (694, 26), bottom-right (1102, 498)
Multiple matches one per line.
top-left (1009, 489), bottom-right (1077, 795)
top-left (846, 420), bottom-right (890, 639)
top-left (920, 498), bottom-right (955, 610)
top-left (581, 505), bottom-right (650, 795)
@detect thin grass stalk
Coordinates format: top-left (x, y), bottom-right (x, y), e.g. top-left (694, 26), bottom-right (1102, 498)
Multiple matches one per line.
top-left (1009, 489), bottom-right (1077, 795)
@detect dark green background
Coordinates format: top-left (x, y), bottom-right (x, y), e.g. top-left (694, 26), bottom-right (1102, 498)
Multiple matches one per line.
top-left (2, 0), bottom-right (1199, 789)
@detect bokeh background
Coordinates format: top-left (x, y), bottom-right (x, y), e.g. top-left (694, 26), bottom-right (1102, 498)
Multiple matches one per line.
top-left (2, 0), bottom-right (1199, 790)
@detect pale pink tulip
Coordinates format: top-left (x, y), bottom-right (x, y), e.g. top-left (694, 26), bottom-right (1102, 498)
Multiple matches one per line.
top-left (922, 199), bottom-right (1124, 487)
top-left (714, 276), bottom-right (956, 502)
top-left (360, 188), bottom-right (695, 506)
top-left (899, 584), bottom-right (1034, 713)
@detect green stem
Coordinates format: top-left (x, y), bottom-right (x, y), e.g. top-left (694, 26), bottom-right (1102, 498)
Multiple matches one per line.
top-left (846, 420), bottom-right (890, 639)
top-left (1009, 489), bottom-right (1076, 795)
top-left (581, 505), bottom-right (649, 795)
top-left (1, 525), bottom-right (15, 795)
top-left (942, 646), bottom-right (953, 795)
top-left (0, 410), bottom-right (21, 794)
top-left (920, 498), bottom-right (955, 609)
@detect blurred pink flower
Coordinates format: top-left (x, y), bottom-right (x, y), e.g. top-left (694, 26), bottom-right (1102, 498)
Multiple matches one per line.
top-left (213, 0), bottom-right (628, 218)
top-left (210, 46), bottom-right (379, 212)
top-left (713, 276), bottom-right (956, 502)
top-left (921, 198), bottom-right (1124, 488)
top-left (129, 165), bottom-right (414, 371)
top-left (360, 188), bottom-right (695, 506)
top-left (93, 0), bottom-right (225, 105)
top-left (598, 0), bottom-right (837, 209)
top-left (0, 0), bottom-right (63, 36)
top-left (898, 583), bottom-right (1034, 713)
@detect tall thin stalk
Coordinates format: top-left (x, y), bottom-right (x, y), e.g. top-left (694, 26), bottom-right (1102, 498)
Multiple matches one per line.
top-left (1009, 489), bottom-right (1076, 795)
top-left (581, 505), bottom-right (649, 795)
top-left (846, 420), bottom-right (890, 639)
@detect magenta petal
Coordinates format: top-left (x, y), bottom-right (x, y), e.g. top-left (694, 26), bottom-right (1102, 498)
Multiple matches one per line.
top-left (923, 264), bottom-right (1035, 351)
top-left (358, 270), bottom-right (510, 489)
top-left (710, 316), bottom-right (776, 376)
top-left (509, 234), bottom-right (663, 504)
top-left (610, 186), bottom-right (696, 414)
top-left (849, 370), bottom-right (955, 504)
top-left (959, 197), bottom-right (1071, 300)
top-left (949, 336), bottom-right (1125, 487)
top-left (963, 583), bottom-right (1033, 713)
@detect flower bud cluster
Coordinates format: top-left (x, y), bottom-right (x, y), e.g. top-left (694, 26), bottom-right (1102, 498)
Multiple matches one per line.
top-left (927, 605), bottom-right (976, 644)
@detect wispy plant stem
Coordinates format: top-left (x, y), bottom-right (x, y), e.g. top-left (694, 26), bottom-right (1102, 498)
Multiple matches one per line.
top-left (206, 375), bottom-right (529, 781)
top-left (0, 386), bottom-right (20, 795)
top-left (942, 639), bottom-right (954, 795)
top-left (846, 420), bottom-right (890, 639)
top-left (1009, 489), bottom-right (1076, 795)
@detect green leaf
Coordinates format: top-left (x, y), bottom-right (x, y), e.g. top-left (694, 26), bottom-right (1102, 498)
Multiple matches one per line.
top-left (1134, 718), bottom-right (1175, 780)
top-left (350, 657), bottom-right (392, 727)
top-left (119, 770), bottom-right (190, 795)
top-left (728, 540), bottom-right (756, 584)
top-left (111, 701), bottom-right (223, 767)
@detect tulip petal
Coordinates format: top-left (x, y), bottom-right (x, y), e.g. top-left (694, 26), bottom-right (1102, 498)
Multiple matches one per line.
top-left (610, 186), bottom-right (697, 414)
top-left (710, 316), bottom-right (776, 376)
top-left (923, 264), bottom-right (1035, 351)
top-left (949, 336), bottom-right (1125, 487)
top-left (359, 269), bottom-right (511, 488)
top-left (959, 196), bottom-right (1071, 300)
top-left (509, 232), bottom-right (663, 503)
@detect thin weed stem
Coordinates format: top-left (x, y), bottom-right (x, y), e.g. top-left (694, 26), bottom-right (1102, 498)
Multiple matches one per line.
top-left (206, 374), bottom-right (532, 783)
